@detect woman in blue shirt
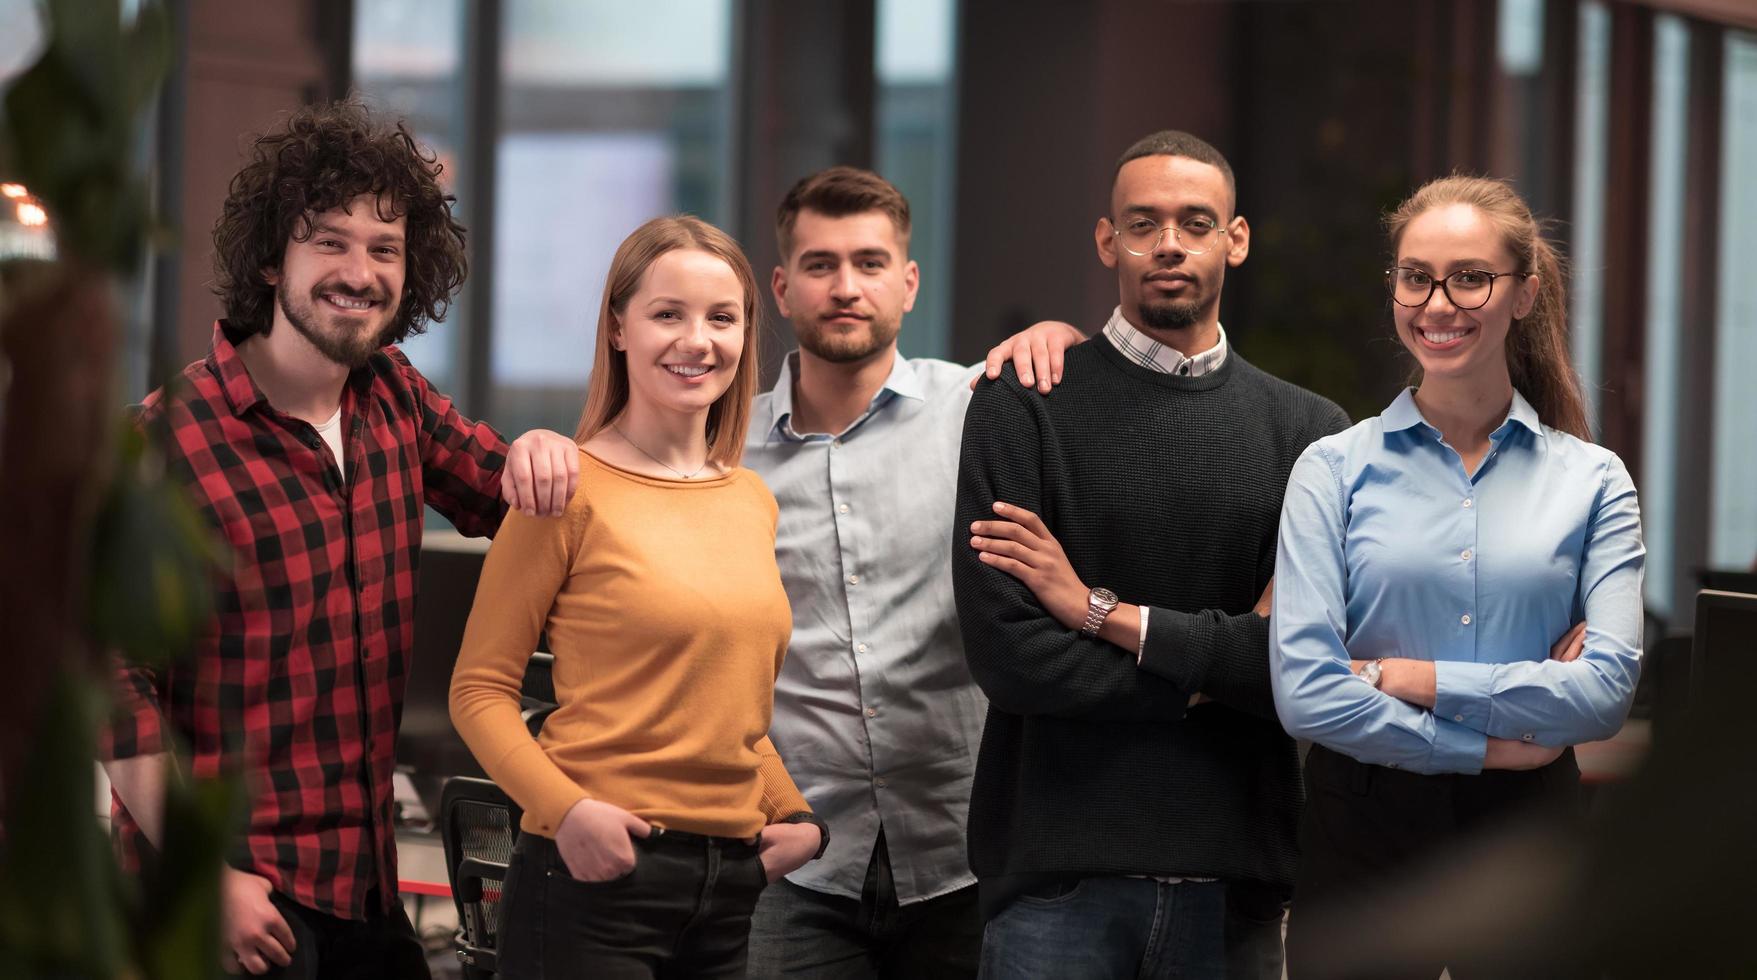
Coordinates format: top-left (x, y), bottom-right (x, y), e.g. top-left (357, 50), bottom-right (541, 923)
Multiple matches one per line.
top-left (1270, 175), bottom-right (1644, 979)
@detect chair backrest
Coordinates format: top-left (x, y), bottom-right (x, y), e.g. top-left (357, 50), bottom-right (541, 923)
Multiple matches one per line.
top-left (440, 777), bottom-right (523, 975)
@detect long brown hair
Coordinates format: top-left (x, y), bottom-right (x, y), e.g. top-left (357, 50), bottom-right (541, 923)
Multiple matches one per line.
top-left (1386, 175), bottom-right (1592, 441)
top-left (573, 216), bottom-right (761, 469)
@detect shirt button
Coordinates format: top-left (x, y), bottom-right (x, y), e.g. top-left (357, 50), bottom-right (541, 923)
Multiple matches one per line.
top-left (1461, 614), bottom-right (1472, 625)
top-left (856, 643), bottom-right (868, 654)
top-left (832, 439), bottom-right (842, 448)
top-left (865, 707), bottom-right (877, 718)
top-left (1453, 714), bottom-right (1465, 722)
top-left (1462, 498), bottom-right (1473, 508)
top-left (1522, 733), bottom-right (1535, 742)
top-left (847, 574), bottom-right (860, 585)
top-left (1461, 549), bottom-right (1472, 561)
top-left (837, 503), bottom-right (850, 514)
top-left (874, 777), bottom-right (888, 788)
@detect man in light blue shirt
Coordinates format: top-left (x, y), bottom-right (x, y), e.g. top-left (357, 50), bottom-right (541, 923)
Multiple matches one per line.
top-left (743, 167), bottom-right (1080, 978)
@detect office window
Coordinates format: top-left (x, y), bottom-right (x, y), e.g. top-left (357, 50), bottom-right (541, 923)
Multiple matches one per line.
top-left (1710, 32), bottom-right (1757, 571)
top-left (352, 0), bottom-right (469, 396)
top-left (876, 0), bottom-right (958, 361)
top-left (490, 0), bottom-right (735, 438)
top-left (1571, 0), bottom-right (1611, 435)
top-left (1640, 15), bottom-right (1690, 616)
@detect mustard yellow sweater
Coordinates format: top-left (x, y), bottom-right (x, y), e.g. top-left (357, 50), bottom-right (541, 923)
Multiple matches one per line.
top-left (449, 451), bottom-right (810, 839)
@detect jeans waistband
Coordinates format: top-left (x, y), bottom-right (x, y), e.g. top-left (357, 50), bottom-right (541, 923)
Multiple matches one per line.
top-left (516, 827), bottom-right (760, 859)
top-left (645, 826), bottom-right (761, 856)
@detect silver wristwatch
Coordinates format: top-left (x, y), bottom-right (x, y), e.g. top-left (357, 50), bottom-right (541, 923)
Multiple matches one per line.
top-left (1080, 588), bottom-right (1120, 637)
top-left (1360, 659), bottom-right (1384, 689)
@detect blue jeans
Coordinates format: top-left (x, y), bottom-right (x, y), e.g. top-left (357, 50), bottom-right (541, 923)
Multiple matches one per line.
top-left (978, 877), bottom-right (1227, 980)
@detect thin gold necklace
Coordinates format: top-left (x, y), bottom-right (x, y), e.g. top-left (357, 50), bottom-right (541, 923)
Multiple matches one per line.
top-left (612, 423), bottom-right (709, 479)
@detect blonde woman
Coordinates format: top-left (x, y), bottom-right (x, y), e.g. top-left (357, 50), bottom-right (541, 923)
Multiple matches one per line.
top-left (450, 216), bottom-right (824, 979)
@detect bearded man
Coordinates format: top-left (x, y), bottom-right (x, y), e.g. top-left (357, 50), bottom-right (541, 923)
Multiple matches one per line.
top-left (101, 100), bottom-right (577, 979)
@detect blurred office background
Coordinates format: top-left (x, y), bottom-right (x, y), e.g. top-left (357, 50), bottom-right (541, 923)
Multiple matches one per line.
top-left (3, 0), bottom-right (1752, 629)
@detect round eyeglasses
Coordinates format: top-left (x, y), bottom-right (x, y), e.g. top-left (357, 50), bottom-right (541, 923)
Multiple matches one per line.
top-left (1111, 215), bottom-right (1231, 256)
top-left (1387, 267), bottom-right (1527, 311)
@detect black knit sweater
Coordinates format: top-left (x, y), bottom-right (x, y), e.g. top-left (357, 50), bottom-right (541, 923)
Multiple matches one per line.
top-left (952, 337), bottom-right (1350, 919)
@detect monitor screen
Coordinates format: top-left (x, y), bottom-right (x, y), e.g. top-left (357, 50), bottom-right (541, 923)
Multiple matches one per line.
top-left (1692, 589), bottom-right (1757, 707)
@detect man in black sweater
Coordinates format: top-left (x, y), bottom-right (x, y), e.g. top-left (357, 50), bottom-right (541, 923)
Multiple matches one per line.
top-left (953, 131), bottom-right (1350, 979)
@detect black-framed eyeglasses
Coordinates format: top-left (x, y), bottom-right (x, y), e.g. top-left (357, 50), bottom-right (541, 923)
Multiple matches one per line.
top-left (1386, 267), bottom-right (1527, 311)
top-left (1111, 214), bottom-right (1231, 256)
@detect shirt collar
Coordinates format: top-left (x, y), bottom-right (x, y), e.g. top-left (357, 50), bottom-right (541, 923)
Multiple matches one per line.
top-left (209, 320), bottom-right (271, 418)
top-left (207, 319), bottom-right (377, 419)
top-left (1100, 307), bottom-right (1228, 376)
top-left (765, 349), bottom-right (924, 442)
top-left (1382, 387), bottom-right (1548, 442)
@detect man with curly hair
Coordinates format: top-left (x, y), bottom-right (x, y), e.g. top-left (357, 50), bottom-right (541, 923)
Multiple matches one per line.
top-left (99, 100), bottom-right (578, 979)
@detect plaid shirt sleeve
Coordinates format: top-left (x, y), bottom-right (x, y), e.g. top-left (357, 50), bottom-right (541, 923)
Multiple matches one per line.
top-left (98, 396), bottom-right (174, 762)
top-left (98, 658), bottom-right (168, 761)
top-left (386, 349), bottom-right (511, 537)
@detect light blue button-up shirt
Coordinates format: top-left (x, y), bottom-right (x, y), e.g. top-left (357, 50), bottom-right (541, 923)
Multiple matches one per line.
top-left (1270, 388), bottom-right (1645, 774)
top-left (743, 351), bottom-right (986, 903)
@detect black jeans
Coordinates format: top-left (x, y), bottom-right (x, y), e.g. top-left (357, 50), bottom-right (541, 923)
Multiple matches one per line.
top-left (746, 829), bottom-right (981, 979)
top-left (1285, 744), bottom-right (1582, 980)
top-left (499, 829), bottom-right (769, 979)
top-left (229, 890), bottom-right (429, 980)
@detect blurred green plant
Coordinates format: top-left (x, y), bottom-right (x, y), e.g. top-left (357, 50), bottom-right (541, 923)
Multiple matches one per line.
top-left (1, 0), bottom-right (170, 273)
top-left (0, 2), bottom-right (238, 977)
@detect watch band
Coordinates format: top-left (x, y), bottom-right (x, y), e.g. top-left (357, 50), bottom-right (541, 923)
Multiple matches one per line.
top-left (1081, 587), bottom-right (1120, 637)
top-left (778, 811), bottom-right (831, 860)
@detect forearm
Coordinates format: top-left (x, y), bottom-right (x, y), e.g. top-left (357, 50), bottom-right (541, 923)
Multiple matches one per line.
top-left (410, 357), bottom-right (512, 535)
top-left (1097, 602), bottom-right (1141, 653)
top-left (1137, 606), bottom-right (1279, 719)
top-left (953, 560), bottom-right (1191, 721)
top-left (102, 752), bottom-right (171, 848)
top-left (1432, 656), bottom-right (1637, 745)
top-left (754, 736), bottom-right (811, 821)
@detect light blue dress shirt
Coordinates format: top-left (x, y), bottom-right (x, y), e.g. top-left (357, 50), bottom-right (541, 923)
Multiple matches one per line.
top-left (743, 351), bottom-right (986, 904)
top-left (1270, 388), bottom-right (1645, 775)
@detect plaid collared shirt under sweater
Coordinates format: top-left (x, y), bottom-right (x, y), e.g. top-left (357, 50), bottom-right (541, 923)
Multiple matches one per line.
top-left (101, 321), bottom-right (510, 920)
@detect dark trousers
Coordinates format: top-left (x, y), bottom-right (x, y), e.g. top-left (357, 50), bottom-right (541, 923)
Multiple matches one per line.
top-left (498, 829), bottom-right (769, 980)
top-left (229, 890), bottom-right (429, 980)
top-left (1285, 744), bottom-right (1581, 980)
top-left (747, 829), bottom-right (981, 979)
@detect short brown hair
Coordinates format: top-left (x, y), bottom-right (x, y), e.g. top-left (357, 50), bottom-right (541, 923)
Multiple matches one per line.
top-left (211, 99), bottom-right (467, 343)
top-left (573, 216), bottom-right (762, 468)
top-left (774, 166), bottom-right (911, 260)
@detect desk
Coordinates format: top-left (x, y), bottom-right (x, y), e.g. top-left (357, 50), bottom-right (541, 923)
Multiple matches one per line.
top-left (398, 830), bottom-right (452, 898)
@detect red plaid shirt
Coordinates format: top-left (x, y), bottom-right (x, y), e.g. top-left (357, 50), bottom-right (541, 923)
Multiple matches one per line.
top-left (102, 321), bottom-right (509, 920)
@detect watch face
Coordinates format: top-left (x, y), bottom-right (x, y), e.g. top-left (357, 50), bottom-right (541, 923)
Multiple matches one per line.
top-left (1091, 588), bottom-right (1119, 608)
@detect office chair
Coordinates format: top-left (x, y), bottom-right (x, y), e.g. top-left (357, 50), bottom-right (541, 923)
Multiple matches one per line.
top-left (440, 777), bottom-right (522, 979)
top-left (439, 657), bottom-right (558, 979)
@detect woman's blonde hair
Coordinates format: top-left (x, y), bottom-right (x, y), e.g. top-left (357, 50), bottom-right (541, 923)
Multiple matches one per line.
top-left (573, 215), bottom-right (762, 467)
top-left (1387, 175), bottom-right (1592, 441)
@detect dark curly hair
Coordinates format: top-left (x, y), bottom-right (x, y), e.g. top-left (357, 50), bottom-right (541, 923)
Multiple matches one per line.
top-left (211, 99), bottom-right (467, 342)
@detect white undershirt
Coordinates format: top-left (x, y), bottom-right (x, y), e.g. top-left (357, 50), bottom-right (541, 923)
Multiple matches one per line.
top-left (313, 406), bottom-right (347, 480)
